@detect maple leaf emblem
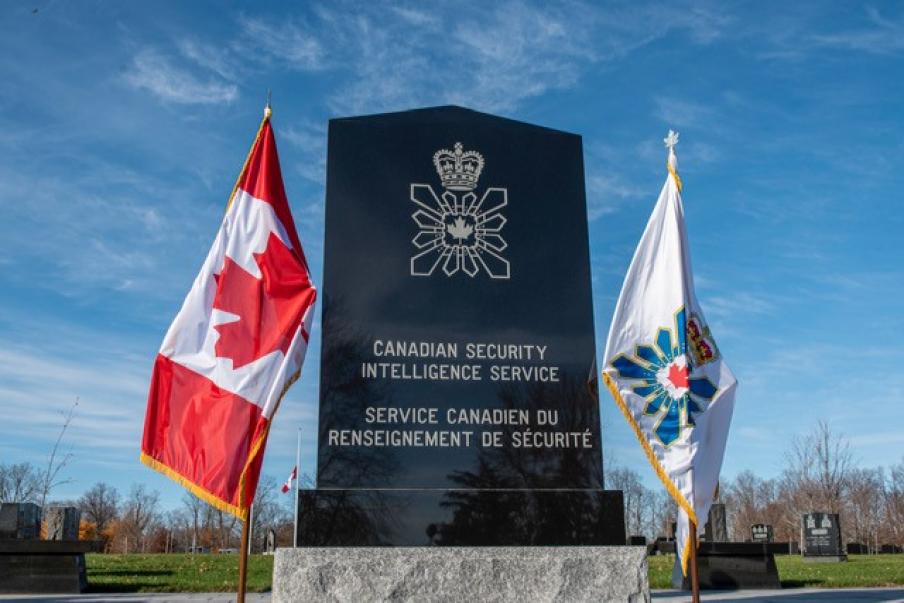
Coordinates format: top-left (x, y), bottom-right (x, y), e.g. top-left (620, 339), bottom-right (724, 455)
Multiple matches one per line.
top-left (446, 216), bottom-right (474, 242)
top-left (212, 233), bottom-right (315, 369)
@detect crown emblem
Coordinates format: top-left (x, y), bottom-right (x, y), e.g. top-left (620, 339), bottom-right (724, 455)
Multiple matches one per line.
top-left (433, 142), bottom-right (484, 191)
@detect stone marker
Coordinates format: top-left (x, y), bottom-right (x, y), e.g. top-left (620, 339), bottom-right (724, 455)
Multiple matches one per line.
top-left (703, 503), bottom-right (728, 542)
top-left (44, 507), bottom-right (80, 541)
top-left (0, 502), bottom-right (41, 539)
top-left (275, 106), bottom-right (644, 601)
top-left (672, 542), bottom-right (781, 590)
top-left (802, 512), bottom-right (846, 562)
top-left (751, 523), bottom-right (774, 543)
top-left (266, 528), bottom-right (277, 554)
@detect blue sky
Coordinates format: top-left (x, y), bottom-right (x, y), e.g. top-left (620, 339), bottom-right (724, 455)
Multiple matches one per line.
top-left (1, 1), bottom-right (902, 511)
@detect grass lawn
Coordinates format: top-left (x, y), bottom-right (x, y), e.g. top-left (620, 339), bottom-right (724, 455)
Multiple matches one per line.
top-left (648, 553), bottom-right (904, 589)
top-left (87, 552), bottom-right (904, 593)
top-left (86, 553), bottom-right (274, 593)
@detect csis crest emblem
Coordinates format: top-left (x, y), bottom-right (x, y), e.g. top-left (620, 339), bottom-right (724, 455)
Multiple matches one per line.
top-left (409, 142), bottom-right (510, 279)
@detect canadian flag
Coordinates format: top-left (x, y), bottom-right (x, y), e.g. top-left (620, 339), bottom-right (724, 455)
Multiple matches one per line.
top-left (141, 111), bottom-right (316, 520)
top-left (281, 465), bottom-right (297, 493)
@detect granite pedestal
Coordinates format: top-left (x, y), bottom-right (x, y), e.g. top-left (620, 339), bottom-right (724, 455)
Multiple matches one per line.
top-left (0, 540), bottom-right (96, 594)
top-left (671, 542), bottom-right (781, 590)
top-left (273, 546), bottom-right (649, 602)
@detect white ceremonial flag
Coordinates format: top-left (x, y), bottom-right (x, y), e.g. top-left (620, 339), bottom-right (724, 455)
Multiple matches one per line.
top-left (602, 130), bottom-right (737, 576)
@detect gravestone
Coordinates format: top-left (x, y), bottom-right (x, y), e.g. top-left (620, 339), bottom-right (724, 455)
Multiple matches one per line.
top-left (847, 542), bottom-right (868, 554)
top-left (703, 503), bottom-right (728, 542)
top-left (802, 512), bottom-right (846, 562)
top-left (44, 507), bottom-right (80, 541)
top-left (266, 528), bottom-right (277, 554)
top-left (880, 544), bottom-right (903, 554)
top-left (0, 503), bottom-right (41, 539)
top-left (0, 503), bottom-right (93, 594)
top-left (673, 543), bottom-right (781, 590)
top-left (276, 106), bottom-right (644, 601)
top-left (751, 523), bottom-right (774, 543)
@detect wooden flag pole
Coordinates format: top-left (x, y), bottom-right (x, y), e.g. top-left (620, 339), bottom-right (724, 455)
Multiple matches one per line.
top-left (237, 514), bottom-right (250, 603)
top-left (689, 519), bottom-right (700, 603)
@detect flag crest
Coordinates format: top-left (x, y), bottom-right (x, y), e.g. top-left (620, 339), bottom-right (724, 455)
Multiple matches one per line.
top-left (603, 133), bottom-right (736, 576)
top-left (141, 114), bottom-right (316, 520)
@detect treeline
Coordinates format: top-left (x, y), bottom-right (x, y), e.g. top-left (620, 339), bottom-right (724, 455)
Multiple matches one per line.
top-left (607, 421), bottom-right (904, 549)
top-left (0, 467), bottom-right (295, 553)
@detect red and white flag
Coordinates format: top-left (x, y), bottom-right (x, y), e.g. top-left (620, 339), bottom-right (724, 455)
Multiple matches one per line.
top-left (280, 465), bottom-right (297, 493)
top-left (141, 110), bottom-right (316, 520)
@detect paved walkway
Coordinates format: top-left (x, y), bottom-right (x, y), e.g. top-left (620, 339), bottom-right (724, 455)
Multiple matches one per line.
top-left (653, 588), bottom-right (904, 602)
top-left (2, 590), bottom-right (904, 602)
top-left (0, 596), bottom-right (269, 603)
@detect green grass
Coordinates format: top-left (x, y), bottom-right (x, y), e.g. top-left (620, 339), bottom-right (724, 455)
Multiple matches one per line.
top-left (86, 553), bottom-right (274, 593)
top-left (86, 552), bottom-right (904, 593)
top-left (648, 553), bottom-right (904, 589)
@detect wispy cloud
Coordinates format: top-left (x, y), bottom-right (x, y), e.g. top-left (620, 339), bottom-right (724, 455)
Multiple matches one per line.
top-left (811, 7), bottom-right (904, 55)
top-left (125, 49), bottom-right (238, 105)
top-left (231, 1), bottom-right (732, 116)
top-left (237, 15), bottom-right (325, 71)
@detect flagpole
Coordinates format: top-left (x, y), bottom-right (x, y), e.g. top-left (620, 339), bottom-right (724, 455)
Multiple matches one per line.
top-left (237, 514), bottom-right (250, 603)
top-left (293, 426), bottom-right (301, 547)
top-left (689, 520), bottom-right (700, 603)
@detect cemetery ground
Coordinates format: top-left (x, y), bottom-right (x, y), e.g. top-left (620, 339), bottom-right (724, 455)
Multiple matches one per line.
top-left (648, 554), bottom-right (904, 589)
top-left (81, 552), bottom-right (904, 593)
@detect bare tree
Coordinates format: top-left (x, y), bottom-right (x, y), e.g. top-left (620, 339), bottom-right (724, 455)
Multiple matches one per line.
top-left (38, 398), bottom-right (78, 508)
top-left (783, 420), bottom-right (852, 515)
top-left (121, 484), bottom-right (160, 552)
top-left (847, 468), bottom-right (884, 551)
top-left (884, 457), bottom-right (904, 548)
top-left (0, 462), bottom-right (41, 503)
top-left (250, 474), bottom-right (290, 552)
top-left (78, 482), bottom-right (120, 532)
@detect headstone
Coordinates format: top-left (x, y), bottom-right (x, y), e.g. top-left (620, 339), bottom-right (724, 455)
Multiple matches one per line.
top-left (802, 512), bottom-right (846, 562)
top-left (880, 544), bottom-right (902, 554)
top-left (629, 535), bottom-right (647, 546)
top-left (751, 523), bottom-right (774, 543)
top-left (703, 503), bottom-right (728, 542)
top-left (278, 106), bottom-right (645, 601)
top-left (0, 503), bottom-right (41, 539)
top-left (298, 106), bottom-right (623, 547)
top-left (0, 539), bottom-right (96, 594)
top-left (847, 542), bottom-right (868, 554)
top-left (44, 507), bottom-right (80, 541)
top-left (672, 542), bottom-right (781, 590)
top-left (266, 528), bottom-right (277, 554)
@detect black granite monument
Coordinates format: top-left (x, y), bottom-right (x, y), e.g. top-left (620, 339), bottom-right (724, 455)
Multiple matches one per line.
top-left (703, 503), bottom-right (728, 542)
top-left (297, 106), bottom-right (623, 546)
top-left (802, 512), bottom-right (846, 562)
top-left (751, 523), bottom-right (774, 543)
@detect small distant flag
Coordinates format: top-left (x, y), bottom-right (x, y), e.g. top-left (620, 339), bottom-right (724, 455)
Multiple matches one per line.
top-left (602, 130), bottom-right (737, 577)
top-left (140, 108), bottom-right (317, 521)
top-left (281, 466), bottom-right (297, 493)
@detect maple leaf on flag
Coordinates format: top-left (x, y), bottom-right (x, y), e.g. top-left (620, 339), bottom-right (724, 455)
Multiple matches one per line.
top-left (212, 233), bottom-right (314, 369)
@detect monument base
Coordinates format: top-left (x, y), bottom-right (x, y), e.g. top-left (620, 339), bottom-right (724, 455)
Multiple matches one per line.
top-left (297, 489), bottom-right (625, 546)
top-left (0, 540), bottom-right (95, 594)
top-left (804, 554), bottom-right (847, 563)
top-left (273, 546), bottom-right (649, 602)
top-left (671, 543), bottom-right (781, 590)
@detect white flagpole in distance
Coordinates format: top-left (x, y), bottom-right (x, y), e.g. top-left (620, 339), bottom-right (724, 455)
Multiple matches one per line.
top-left (293, 426), bottom-right (301, 547)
